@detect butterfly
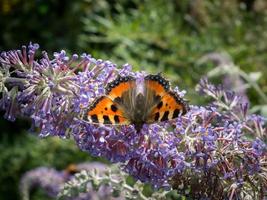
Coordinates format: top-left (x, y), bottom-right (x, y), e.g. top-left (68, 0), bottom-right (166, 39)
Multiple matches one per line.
top-left (85, 74), bottom-right (189, 131)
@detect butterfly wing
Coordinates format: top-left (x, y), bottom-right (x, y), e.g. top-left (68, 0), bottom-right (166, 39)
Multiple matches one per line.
top-left (147, 91), bottom-right (189, 123)
top-left (106, 76), bottom-right (136, 101)
top-left (85, 76), bottom-right (136, 125)
top-left (144, 74), bottom-right (189, 123)
top-left (86, 96), bottom-right (130, 125)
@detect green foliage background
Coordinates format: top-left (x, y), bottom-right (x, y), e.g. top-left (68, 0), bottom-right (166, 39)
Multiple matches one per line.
top-left (1, 0), bottom-right (267, 199)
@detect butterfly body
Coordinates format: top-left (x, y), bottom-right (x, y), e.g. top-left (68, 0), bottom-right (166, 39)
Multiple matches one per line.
top-left (85, 74), bottom-right (189, 131)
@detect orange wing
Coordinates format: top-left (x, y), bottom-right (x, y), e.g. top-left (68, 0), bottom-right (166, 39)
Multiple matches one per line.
top-left (86, 76), bottom-right (136, 125)
top-left (146, 92), bottom-right (188, 123)
top-left (86, 96), bottom-right (130, 125)
top-left (144, 74), bottom-right (170, 98)
top-left (106, 76), bottom-right (136, 101)
top-left (144, 74), bottom-right (189, 123)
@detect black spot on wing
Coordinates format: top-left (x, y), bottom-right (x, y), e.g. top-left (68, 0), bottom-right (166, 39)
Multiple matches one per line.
top-left (111, 104), bottom-right (117, 112)
top-left (155, 95), bottom-right (161, 101)
top-left (114, 115), bottom-right (120, 123)
top-left (173, 109), bottom-right (180, 118)
top-left (169, 91), bottom-right (190, 115)
top-left (114, 97), bottom-right (122, 104)
top-left (157, 101), bottom-right (163, 109)
top-left (154, 112), bottom-right (160, 121)
top-left (103, 115), bottom-right (111, 124)
top-left (161, 111), bottom-right (169, 121)
top-left (91, 114), bottom-right (98, 123)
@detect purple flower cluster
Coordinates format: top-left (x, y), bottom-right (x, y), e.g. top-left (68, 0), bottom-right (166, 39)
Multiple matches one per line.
top-left (1, 44), bottom-right (267, 199)
top-left (20, 162), bottom-right (116, 200)
top-left (20, 167), bottom-right (65, 199)
top-left (0, 43), bottom-right (129, 137)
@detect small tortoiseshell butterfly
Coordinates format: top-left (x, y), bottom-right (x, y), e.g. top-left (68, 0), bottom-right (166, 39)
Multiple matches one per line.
top-left (85, 74), bottom-right (189, 131)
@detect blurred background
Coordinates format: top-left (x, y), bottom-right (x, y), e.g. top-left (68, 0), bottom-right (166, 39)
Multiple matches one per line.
top-left (1, 0), bottom-right (267, 199)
